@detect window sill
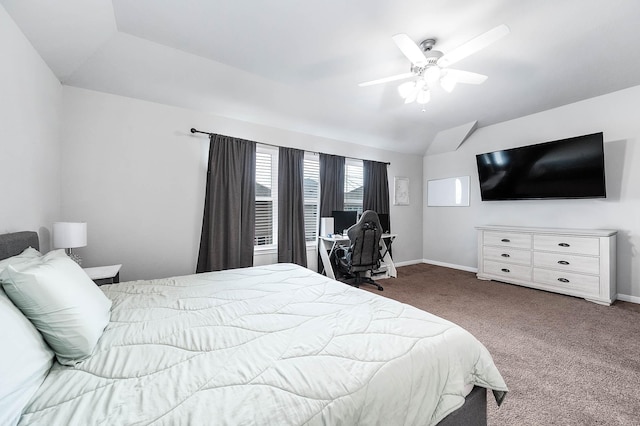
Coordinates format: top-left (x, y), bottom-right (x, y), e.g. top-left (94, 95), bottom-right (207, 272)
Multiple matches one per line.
top-left (254, 245), bottom-right (277, 255)
top-left (254, 244), bottom-right (317, 255)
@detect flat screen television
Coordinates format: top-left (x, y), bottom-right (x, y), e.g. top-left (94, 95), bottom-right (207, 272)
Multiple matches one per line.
top-left (476, 132), bottom-right (606, 201)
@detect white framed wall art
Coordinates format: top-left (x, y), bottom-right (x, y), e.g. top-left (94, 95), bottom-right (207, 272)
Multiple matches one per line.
top-left (427, 176), bottom-right (470, 207)
top-left (394, 177), bottom-right (410, 205)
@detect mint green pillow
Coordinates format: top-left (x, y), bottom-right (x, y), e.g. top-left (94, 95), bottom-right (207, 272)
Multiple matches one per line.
top-left (0, 250), bottom-right (112, 366)
top-left (0, 247), bottom-right (41, 274)
top-left (0, 287), bottom-right (54, 426)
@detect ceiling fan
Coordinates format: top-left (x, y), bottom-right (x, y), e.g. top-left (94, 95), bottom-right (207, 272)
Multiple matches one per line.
top-left (359, 24), bottom-right (510, 105)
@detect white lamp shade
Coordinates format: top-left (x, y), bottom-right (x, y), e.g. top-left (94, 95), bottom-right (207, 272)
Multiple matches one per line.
top-left (53, 222), bottom-right (87, 249)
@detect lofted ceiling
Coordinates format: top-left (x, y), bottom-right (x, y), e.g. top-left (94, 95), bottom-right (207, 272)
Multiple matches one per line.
top-left (3, 0), bottom-right (640, 154)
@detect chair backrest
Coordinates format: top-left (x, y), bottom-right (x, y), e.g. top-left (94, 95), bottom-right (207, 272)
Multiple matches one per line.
top-left (346, 210), bottom-right (382, 272)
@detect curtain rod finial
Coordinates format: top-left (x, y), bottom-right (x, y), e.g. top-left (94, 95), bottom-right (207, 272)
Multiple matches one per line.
top-left (190, 128), bottom-right (197, 133)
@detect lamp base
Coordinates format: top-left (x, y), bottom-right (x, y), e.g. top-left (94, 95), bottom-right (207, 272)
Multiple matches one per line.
top-left (66, 249), bottom-right (82, 266)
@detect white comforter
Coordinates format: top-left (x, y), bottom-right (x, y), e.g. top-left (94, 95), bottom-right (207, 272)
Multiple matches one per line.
top-left (19, 263), bottom-right (507, 425)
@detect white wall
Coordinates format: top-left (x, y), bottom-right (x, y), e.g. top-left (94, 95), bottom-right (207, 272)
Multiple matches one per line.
top-left (423, 85), bottom-right (640, 301)
top-left (0, 5), bottom-right (62, 248)
top-left (61, 86), bottom-right (423, 281)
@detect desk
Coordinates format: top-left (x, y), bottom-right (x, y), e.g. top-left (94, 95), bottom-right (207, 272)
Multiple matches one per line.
top-left (318, 234), bottom-right (397, 280)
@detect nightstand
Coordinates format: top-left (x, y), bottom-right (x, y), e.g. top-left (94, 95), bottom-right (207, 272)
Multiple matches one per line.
top-left (84, 264), bottom-right (122, 286)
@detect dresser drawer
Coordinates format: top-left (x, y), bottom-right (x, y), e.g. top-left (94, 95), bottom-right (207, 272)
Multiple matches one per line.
top-left (533, 235), bottom-right (599, 256)
top-left (483, 231), bottom-right (531, 249)
top-left (484, 260), bottom-right (532, 281)
top-left (483, 246), bottom-right (531, 266)
top-left (534, 268), bottom-right (600, 296)
top-left (533, 252), bottom-right (599, 275)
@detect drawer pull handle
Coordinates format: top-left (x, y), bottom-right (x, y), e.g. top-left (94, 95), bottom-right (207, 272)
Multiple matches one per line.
top-left (558, 243), bottom-right (570, 247)
top-left (501, 239), bottom-right (511, 243)
top-left (501, 253), bottom-right (510, 258)
top-left (558, 278), bottom-right (570, 283)
top-left (501, 268), bottom-right (510, 273)
top-left (558, 260), bottom-right (570, 265)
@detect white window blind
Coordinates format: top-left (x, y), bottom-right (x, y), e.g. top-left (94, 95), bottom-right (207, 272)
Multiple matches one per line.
top-left (344, 159), bottom-right (364, 214)
top-left (303, 154), bottom-right (320, 242)
top-left (253, 147), bottom-right (362, 248)
top-left (255, 147), bottom-right (278, 246)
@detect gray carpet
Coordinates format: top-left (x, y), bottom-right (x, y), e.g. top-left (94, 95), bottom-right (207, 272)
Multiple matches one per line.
top-left (363, 263), bottom-right (640, 425)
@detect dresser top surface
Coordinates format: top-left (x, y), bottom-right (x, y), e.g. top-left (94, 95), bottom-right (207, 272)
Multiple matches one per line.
top-left (476, 225), bottom-right (617, 237)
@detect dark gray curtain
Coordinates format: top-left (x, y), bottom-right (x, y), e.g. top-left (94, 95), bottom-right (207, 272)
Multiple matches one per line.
top-left (319, 154), bottom-right (345, 217)
top-left (197, 134), bottom-right (256, 272)
top-left (277, 147), bottom-right (307, 267)
top-left (363, 160), bottom-right (390, 214)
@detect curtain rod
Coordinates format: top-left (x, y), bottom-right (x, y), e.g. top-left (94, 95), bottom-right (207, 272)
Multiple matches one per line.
top-left (190, 128), bottom-right (390, 166)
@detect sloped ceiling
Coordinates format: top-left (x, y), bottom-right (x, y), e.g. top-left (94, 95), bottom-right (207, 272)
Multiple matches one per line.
top-left (3, 0), bottom-right (640, 154)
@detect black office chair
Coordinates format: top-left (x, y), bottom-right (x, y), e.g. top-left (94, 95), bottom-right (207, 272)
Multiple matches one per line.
top-left (334, 210), bottom-right (384, 291)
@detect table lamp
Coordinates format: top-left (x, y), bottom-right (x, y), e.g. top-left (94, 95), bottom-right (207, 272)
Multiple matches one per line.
top-left (53, 222), bottom-right (87, 265)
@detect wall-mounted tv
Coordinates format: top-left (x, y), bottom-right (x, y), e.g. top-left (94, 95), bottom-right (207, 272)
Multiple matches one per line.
top-left (476, 132), bottom-right (606, 201)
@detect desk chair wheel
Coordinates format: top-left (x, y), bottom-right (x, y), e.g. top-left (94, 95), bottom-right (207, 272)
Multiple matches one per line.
top-left (341, 275), bottom-right (383, 291)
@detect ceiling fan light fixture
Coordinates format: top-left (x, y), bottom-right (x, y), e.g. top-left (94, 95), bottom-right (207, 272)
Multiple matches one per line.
top-left (362, 25), bottom-right (509, 107)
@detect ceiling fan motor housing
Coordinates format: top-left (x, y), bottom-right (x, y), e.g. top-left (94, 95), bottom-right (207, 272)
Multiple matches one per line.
top-left (421, 39), bottom-right (443, 63)
top-left (410, 39), bottom-right (443, 74)
top-left (411, 51), bottom-right (443, 74)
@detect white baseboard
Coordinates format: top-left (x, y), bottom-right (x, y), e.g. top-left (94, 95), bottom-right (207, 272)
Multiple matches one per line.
top-left (393, 259), bottom-right (424, 267)
top-left (420, 259), bottom-right (638, 305)
top-left (616, 294), bottom-right (640, 304)
top-left (421, 258), bottom-right (478, 273)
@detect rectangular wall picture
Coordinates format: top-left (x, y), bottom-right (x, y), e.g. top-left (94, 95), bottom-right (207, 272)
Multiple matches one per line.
top-left (427, 176), bottom-right (470, 207)
top-left (394, 177), bottom-right (410, 205)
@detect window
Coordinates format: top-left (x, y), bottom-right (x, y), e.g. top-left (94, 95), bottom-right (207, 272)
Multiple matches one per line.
top-left (254, 149), bottom-right (360, 249)
top-left (344, 159), bottom-right (364, 214)
top-left (255, 146), bottom-right (278, 246)
top-left (303, 154), bottom-right (320, 243)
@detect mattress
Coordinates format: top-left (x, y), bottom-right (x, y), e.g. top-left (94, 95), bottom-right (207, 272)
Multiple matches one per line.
top-left (19, 263), bottom-right (507, 425)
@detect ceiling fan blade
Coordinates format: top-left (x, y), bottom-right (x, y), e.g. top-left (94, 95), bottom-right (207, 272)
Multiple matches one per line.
top-left (392, 33), bottom-right (428, 67)
top-left (358, 72), bottom-right (415, 87)
top-left (437, 24), bottom-right (510, 68)
top-left (445, 69), bottom-right (488, 84)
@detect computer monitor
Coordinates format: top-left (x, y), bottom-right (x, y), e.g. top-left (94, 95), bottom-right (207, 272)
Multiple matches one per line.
top-left (377, 213), bottom-right (390, 234)
top-left (331, 210), bottom-right (358, 235)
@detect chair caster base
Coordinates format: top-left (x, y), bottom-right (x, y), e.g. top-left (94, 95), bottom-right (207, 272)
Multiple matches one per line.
top-left (341, 276), bottom-right (383, 291)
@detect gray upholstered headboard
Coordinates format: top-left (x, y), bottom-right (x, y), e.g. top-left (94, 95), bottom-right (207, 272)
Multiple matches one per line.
top-left (0, 231), bottom-right (39, 260)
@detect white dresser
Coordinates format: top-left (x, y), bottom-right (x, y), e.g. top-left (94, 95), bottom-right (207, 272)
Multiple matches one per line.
top-left (476, 225), bottom-right (617, 305)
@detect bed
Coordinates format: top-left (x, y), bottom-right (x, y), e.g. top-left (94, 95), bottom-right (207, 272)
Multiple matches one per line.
top-left (0, 231), bottom-right (507, 425)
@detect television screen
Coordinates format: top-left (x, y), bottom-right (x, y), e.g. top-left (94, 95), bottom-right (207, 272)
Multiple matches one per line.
top-left (331, 210), bottom-right (358, 235)
top-left (476, 132), bottom-right (606, 200)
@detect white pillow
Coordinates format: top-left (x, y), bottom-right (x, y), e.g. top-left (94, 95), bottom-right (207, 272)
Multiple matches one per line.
top-left (0, 250), bottom-right (112, 366)
top-left (0, 287), bottom-right (54, 426)
top-left (0, 247), bottom-right (41, 274)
